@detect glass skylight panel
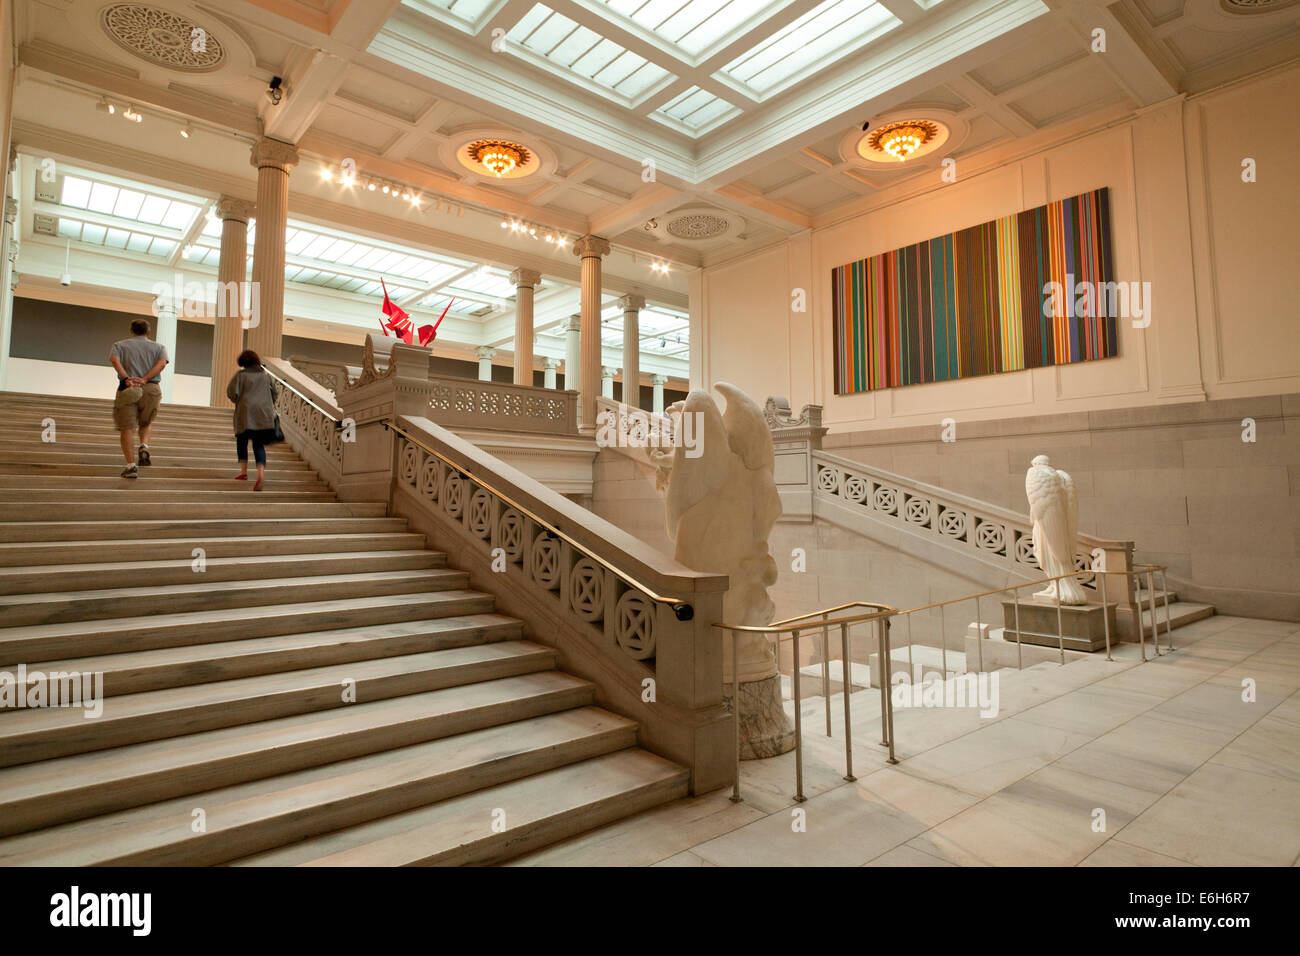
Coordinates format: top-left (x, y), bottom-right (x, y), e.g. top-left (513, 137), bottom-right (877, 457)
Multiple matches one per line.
top-left (403, 0), bottom-right (497, 28)
top-left (80, 223), bottom-right (107, 245)
top-left (60, 177), bottom-right (92, 208)
top-left (87, 183), bottom-right (119, 215)
top-left (137, 196), bottom-right (172, 225)
top-left (126, 233), bottom-right (152, 254)
top-left (112, 189), bottom-right (146, 220)
top-left (148, 238), bottom-right (176, 257)
top-left (57, 220), bottom-right (81, 239)
top-left (654, 85), bottom-right (738, 130)
top-left (719, 0), bottom-right (898, 96)
top-left (600, 0), bottom-right (763, 57)
top-left (162, 202), bottom-right (199, 230)
top-left (507, 5), bottom-right (672, 103)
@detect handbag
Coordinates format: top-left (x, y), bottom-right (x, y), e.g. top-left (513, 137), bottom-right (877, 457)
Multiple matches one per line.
top-left (269, 413), bottom-right (285, 445)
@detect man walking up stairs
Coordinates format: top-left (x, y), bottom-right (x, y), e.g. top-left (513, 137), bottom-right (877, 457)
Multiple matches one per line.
top-left (0, 390), bottom-right (688, 866)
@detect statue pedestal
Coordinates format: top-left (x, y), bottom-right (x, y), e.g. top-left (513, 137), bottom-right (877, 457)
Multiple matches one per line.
top-left (1000, 598), bottom-right (1119, 653)
top-left (723, 674), bottom-right (795, 760)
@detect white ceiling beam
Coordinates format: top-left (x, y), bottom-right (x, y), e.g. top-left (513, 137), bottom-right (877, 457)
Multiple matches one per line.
top-left (1056, 1), bottom-right (1179, 107)
top-left (261, 47), bottom-right (351, 144)
top-left (945, 73), bottom-right (1038, 137)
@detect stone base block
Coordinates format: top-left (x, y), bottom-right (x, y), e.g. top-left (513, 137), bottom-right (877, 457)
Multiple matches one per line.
top-left (723, 673), bottom-right (795, 760)
top-left (1000, 598), bottom-right (1119, 653)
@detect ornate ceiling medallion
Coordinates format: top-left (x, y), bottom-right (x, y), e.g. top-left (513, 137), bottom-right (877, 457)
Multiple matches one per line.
top-left (866, 120), bottom-right (940, 162)
top-left (468, 139), bottom-right (531, 178)
top-left (1220, 0), bottom-right (1298, 12)
top-left (100, 4), bottom-right (226, 72)
top-left (666, 213), bottom-right (729, 240)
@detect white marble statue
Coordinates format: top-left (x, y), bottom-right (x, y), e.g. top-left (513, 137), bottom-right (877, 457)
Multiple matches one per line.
top-left (1025, 454), bottom-right (1088, 605)
top-left (664, 383), bottom-right (791, 758)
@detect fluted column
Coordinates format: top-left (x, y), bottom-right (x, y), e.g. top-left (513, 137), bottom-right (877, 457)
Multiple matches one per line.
top-left (601, 366), bottom-right (617, 399)
top-left (510, 267), bottom-right (541, 386)
top-left (620, 294), bottom-right (644, 410)
top-left (0, 196), bottom-right (17, 390)
top-left (572, 235), bottom-right (610, 428)
top-left (563, 314), bottom-right (581, 395)
top-left (477, 346), bottom-right (496, 381)
top-left (209, 197), bottom-right (255, 407)
top-left (155, 303), bottom-right (178, 402)
top-left (246, 138), bottom-right (298, 359)
top-left (543, 357), bottom-right (559, 389)
top-left (652, 373), bottom-right (666, 415)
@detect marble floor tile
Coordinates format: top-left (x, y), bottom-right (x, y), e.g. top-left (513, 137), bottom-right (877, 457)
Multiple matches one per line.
top-left (1116, 762), bottom-right (1300, 866)
top-left (1010, 684), bottom-right (1164, 737)
top-left (1208, 715), bottom-right (1300, 783)
top-left (506, 787), bottom-right (764, 866)
top-left (688, 774), bottom-right (968, 867)
top-left (1054, 713), bottom-right (1234, 796)
top-left (864, 844), bottom-right (956, 867)
top-left (1096, 660), bottom-right (1213, 699)
top-left (905, 764), bottom-right (1157, 867)
top-left (1079, 839), bottom-right (1198, 867)
top-left (652, 850), bottom-right (717, 867)
top-left (896, 718), bottom-right (1093, 798)
top-left (1147, 681), bottom-right (1285, 737)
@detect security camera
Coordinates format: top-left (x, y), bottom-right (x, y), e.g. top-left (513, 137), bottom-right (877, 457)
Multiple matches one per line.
top-left (266, 76), bottom-right (283, 106)
top-left (60, 273), bottom-right (72, 287)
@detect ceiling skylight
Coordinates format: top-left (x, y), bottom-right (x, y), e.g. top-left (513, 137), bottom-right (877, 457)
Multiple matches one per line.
top-left (506, 4), bottom-right (674, 104)
top-left (402, 0), bottom-right (499, 31)
top-left (652, 85), bottom-right (740, 133)
top-left (597, 0), bottom-right (788, 58)
top-left (58, 173), bottom-right (203, 234)
top-left (718, 0), bottom-right (898, 98)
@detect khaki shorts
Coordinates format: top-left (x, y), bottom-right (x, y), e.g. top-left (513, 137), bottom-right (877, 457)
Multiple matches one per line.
top-left (113, 383), bottom-right (162, 432)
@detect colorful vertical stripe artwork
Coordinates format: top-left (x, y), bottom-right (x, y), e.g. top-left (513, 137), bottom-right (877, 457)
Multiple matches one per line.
top-left (832, 188), bottom-right (1118, 394)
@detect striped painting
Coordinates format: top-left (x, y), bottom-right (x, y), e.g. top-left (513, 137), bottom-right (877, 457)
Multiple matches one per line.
top-left (832, 188), bottom-right (1118, 394)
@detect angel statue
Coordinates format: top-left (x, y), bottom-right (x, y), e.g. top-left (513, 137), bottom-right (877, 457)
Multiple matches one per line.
top-left (664, 383), bottom-right (791, 758)
top-left (1025, 455), bottom-right (1088, 605)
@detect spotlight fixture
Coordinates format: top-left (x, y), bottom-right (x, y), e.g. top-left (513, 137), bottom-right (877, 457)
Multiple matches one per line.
top-left (862, 120), bottom-right (870, 131)
top-left (179, 122), bottom-right (192, 139)
top-left (320, 167), bottom-right (332, 181)
top-left (95, 97), bottom-right (115, 115)
top-left (381, 184), bottom-right (389, 194)
top-left (266, 76), bottom-right (283, 106)
top-left (367, 181), bottom-right (376, 191)
top-left (123, 106), bottom-right (143, 123)
top-left (500, 219), bottom-right (508, 229)
top-left (651, 260), bottom-right (669, 275)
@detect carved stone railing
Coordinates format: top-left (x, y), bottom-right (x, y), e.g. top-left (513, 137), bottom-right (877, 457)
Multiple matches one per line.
top-left (811, 449), bottom-right (1134, 592)
top-left (288, 356), bottom-right (356, 403)
top-left (335, 341), bottom-right (734, 793)
top-left (263, 357), bottom-right (344, 489)
top-left (593, 395), bottom-right (677, 478)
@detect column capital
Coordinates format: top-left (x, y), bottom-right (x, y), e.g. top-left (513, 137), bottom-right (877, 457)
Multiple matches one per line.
top-left (619, 293), bottom-right (646, 313)
top-left (476, 346), bottom-right (497, 360)
top-left (602, 366), bottom-right (620, 379)
top-left (510, 267), bottom-right (542, 288)
top-left (563, 314), bottom-right (582, 332)
top-left (215, 196), bottom-right (256, 223)
top-left (572, 235), bottom-right (611, 259)
top-left (651, 373), bottom-right (667, 385)
top-left (3, 197), bottom-right (16, 225)
top-left (543, 356), bottom-right (561, 369)
top-left (250, 137), bottom-right (300, 172)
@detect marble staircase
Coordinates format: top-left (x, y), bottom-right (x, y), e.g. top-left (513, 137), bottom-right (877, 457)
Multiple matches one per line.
top-left (0, 391), bottom-right (688, 866)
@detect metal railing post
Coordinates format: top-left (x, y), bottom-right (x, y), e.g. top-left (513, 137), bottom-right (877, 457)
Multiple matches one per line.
top-left (1160, 568), bottom-right (1174, 652)
top-left (938, 603), bottom-right (948, 676)
top-left (792, 628), bottom-right (805, 802)
top-left (1100, 572), bottom-right (1112, 662)
top-left (974, 595), bottom-right (983, 673)
top-left (880, 618), bottom-right (897, 764)
top-left (876, 618), bottom-right (890, 747)
top-left (840, 621), bottom-right (855, 782)
top-left (1054, 584), bottom-right (1065, 665)
top-left (1146, 570), bottom-right (1161, 657)
top-left (730, 630), bottom-right (741, 804)
top-left (1012, 587), bottom-right (1023, 670)
top-left (821, 613), bottom-right (832, 737)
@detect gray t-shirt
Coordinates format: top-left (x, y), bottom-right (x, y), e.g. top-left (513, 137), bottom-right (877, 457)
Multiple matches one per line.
top-left (110, 336), bottom-right (169, 383)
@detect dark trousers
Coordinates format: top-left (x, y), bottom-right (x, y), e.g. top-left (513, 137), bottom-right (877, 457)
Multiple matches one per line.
top-left (237, 434), bottom-right (267, 466)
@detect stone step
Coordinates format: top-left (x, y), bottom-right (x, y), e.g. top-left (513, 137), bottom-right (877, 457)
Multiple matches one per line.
top-left (869, 644), bottom-right (968, 686)
top-left (231, 748), bottom-right (689, 866)
top-left (0, 708), bottom-right (637, 865)
top-left (0, 436), bottom-right (284, 456)
top-left (0, 567), bottom-right (469, 627)
top-left (1141, 601), bottom-right (1215, 635)
top-left (0, 641), bottom-right (558, 767)
top-left (0, 487), bottom-right (337, 503)
top-left (0, 475), bottom-right (329, 492)
top-left (0, 423), bottom-right (238, 443)
top-left (0, 531), bottom-right (426, 567)
top-left (0, 548), bottom-right (447, 595)
top-left (0, 393), bottom-right (234, 423)
top-left (0, 516), bottom-right (408, 544)
top-left (0, 462), bottom-right (314, 479)
top-left (0, 670), bottom-right (596, 837)
top-left (0, 589), bottom-right (498, 664)
top-left (4, 450), bottom-right (313, 470)
top-left (20, 613), bottom-right (523, 698)
top-left (0, 501), bottom-right (387, 524)
top-left (1135, 587), bottom-right (1179, 604)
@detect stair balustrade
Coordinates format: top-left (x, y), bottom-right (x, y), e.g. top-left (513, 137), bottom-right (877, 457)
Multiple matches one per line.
top-left (263, 358), bottom-right (344, 489)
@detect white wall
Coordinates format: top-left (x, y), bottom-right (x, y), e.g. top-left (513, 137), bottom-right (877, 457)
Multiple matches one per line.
top-left (4, 357), bottom-right (212, 406)
top-left (698, 63), bottom-right (1300, 433)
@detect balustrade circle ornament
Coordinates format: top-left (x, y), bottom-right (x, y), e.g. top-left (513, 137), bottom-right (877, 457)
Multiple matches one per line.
top-left (905, 497), bottom-right (931, 525)
top-left (419, 458), bottom-right (440, 501)
top-left (467, 489), bottom-right (492, 539)
top-left (815, 466), bottom-right (841, 494)
top-left (938, 508), bottom-right (967, 539)
top-left (1015, 533), bottom-right (1038, 567)
top-left (844, 475), bottom-right (870, 503)
top-left (443, 474), bottom-right (466, 518)
top-left (399, 442), bottom-right (419, 485)
top-left (569, 558), bottom-right (605, 622)
top-left (976, 521), bottom-right (1005, 553)
top-left (101, 4), bottom-right (226, 72)
top-left (498, 509), bottom-right (524, 561)
top-left (873, 487), bottom-right (898, 514)
top-left (614, 591), bottom-right (656, 660)
top-left (530, 535), bottom-right (562, 590)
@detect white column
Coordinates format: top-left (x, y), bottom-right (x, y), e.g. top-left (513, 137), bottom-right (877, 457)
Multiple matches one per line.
top-left (0, 196), bottom-right (17, 390)
top-left (572, 235), bottom-right (610, 428)
top-left (619, 293), bottom-right (644, 410)
top-left (209, 196), bottom-right (255, 407)
top-left (563, 314), bottom-right (581, 394)
top-left (510, 267), bottom-right (541, 386)
top-left (477, 346), bottom-right (496, 381)
top-left (543, 357), bottom-right (559, 389)
top-left (601, 366), bottom-right (617, 399)
top-left (246, 138), bottom-right (299, 359)
top-left (155, 303), bottom-right (178, 402)
top-left (651, 373), bottom-right (666, 415)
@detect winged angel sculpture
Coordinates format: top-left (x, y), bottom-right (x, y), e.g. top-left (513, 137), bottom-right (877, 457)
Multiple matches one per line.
top-left (664, 383), bottom-right (783, 684)
top-left (1025, 455), bottom-right (1088, 605)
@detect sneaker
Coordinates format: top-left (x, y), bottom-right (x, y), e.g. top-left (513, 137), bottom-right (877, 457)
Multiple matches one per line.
top-left (137, 445), bottom-right (152, 466)
top-left (121, 464), bottom-right (139, 479)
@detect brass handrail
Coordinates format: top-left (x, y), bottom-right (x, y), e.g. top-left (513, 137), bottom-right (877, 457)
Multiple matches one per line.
top-left (263, 365), bottom-right (342, 424)
top-left (386, 419), bottom-right (695, 620)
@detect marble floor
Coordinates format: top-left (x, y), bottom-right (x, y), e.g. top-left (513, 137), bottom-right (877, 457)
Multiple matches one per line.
top-left (509, 615), bottom-right (1300, 866)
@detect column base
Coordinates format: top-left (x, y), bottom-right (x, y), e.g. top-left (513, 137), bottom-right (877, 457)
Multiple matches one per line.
top-left (724, 673), bottom-right (795, 760)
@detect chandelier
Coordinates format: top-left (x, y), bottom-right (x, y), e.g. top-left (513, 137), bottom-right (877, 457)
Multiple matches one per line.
top-left (867, 121), bottom-right (939, 162)
top-left (468, 139), bottom-right (530, 177)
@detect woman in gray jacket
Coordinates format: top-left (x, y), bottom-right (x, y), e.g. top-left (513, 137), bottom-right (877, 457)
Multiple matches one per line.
top-left (226, 349), bottom-right (280, 491)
